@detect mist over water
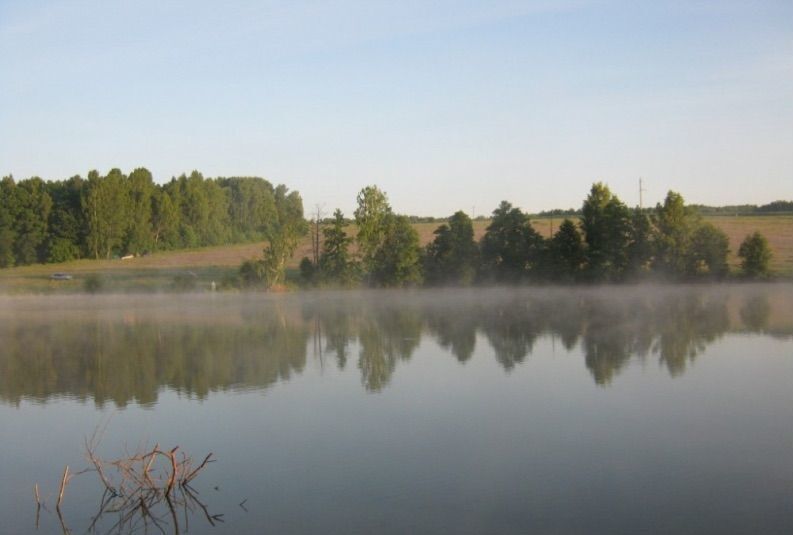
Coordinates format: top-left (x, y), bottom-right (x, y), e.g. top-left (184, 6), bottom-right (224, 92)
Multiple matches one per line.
top-left (1, 285), bottom-right (792, 534)
top-left (1, 285), bottom-right (790, 405)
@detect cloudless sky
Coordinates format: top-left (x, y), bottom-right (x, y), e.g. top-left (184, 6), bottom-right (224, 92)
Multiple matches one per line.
top-left (1, 0), bottom-right (791, 216)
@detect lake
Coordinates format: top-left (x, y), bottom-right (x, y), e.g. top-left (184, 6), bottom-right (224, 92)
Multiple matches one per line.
top-left (1, 285), bottom-right (792, 534)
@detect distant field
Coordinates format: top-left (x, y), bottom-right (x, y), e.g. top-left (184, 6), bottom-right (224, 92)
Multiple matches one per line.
top-left (702, 215), bottom-right (793, 275)
top-left (0, 215), bottom-right (790, 293)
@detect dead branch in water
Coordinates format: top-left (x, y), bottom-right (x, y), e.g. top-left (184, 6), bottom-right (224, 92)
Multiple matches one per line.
top-left (56, 466), bottom-right (70, 510)
top-left (34, 484), bottom-right (41, 530)
top-left (37, 435), bottom-right (219, 534)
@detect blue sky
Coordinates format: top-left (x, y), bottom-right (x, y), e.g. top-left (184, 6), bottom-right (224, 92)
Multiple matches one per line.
top-left (1, 0), bottom-right (791, 216)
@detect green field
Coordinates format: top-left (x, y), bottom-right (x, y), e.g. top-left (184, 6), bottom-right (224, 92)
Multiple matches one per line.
top-left (0, 215), bottom-right (790, 293)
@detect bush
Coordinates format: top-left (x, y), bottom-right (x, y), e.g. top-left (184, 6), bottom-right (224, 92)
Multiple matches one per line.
top-left (299, 257), bottom-right (316, 286)
top-left (239, 259), bottom-right (266, 288)
top-left (686, 223), bottom-right (729, 279)
top-left (738, 232), bottom-right (772, 278)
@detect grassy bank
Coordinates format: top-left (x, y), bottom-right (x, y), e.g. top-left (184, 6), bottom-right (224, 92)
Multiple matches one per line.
top-left (1, 215), bottom-right (790, 293)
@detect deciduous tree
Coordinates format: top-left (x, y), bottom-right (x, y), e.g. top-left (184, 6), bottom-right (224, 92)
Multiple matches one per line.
top-left (480, 201), bottom-right (544, 282)
top-left (424, 210), bottom-right (478, 286)
top-left (371, 215), bottom-right (422, 287)
top-left (354, 186), bottom-right (391, 272)
top-left (738, 232), bottom-right (772, 278)
top-left (319, 209), bottom-right (357, 286)
top-left (261, 186), bottom-right (307, 288)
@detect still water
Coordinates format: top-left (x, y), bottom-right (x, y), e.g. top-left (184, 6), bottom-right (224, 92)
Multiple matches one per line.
top-left (1, 285), bottom-right (792, 534)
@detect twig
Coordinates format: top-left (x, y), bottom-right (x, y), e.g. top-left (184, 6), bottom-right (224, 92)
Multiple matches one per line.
top-left (164, 492), bottom-right (181, 534)
top-left (183, 453), bottom-right (214, 484)
top-left (56, 506), bottom-right (71, 535)
top-left (183, 484), bottom-right (222, 526)
top-left (34, 483), bottom-right (41, 530)
top-left (143, 443), bottom-right (159, 486)
top-left (56, 466), bottom-right (70, 510)
top-left (87, 488), bottom-right (113, 533)
top-left (34, 483), bottom-right (42, 530)
top-left (84, 437), bottom-right (116, 494)
top-left (166, 447), bottom-right (179, 496)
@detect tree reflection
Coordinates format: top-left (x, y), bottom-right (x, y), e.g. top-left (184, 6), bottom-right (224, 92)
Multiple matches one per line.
top-left (0, 287), bottom-right (790, 404)
top-left (0, 302), bottom-right (309, 407)
top-left (653, 293), bottom-right (729, 376)
top-left (581, 299), bottom-right (637, 385)
top-left (356, 305), bottom-right (421, 392)
top-left (740, 294), bottom-right (771, 332)
top-left (480, 299), bottom-right (544, 371)
top-left (425, 306), bottom-right (477, 362)
top-left (573, 292), bottom-right (732, 384)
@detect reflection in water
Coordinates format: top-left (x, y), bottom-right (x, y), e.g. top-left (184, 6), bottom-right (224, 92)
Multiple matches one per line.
top-left (740, 295), bottom-right (771, 332)
top-left (0, 301), bottom-right (308, 407)
top-left (0, 286), bottom-right (791, 405)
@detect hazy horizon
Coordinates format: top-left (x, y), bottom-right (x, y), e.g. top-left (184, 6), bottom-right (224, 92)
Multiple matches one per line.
top-left (2, 1), bottom-right (791, 216)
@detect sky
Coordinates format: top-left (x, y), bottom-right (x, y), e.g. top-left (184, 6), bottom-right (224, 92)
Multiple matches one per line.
top-left (1, 0), bottom-right (791, 216)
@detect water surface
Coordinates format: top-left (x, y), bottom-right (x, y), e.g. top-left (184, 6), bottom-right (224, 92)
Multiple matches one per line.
top-left (1, 285), bottom-right (792, 534)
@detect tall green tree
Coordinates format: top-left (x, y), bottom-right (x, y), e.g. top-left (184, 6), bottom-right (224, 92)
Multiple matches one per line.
top-left (124, 167), bottom-right (155, 255)
top-left (169, 171), bottom-right (231, 247)
top-left (13, 177), bottom-right (53, 264)
top-left (480, 201), bottom-right (545, 282)
top-left (204, 179), bottom-right (231, 246)
top-left (549, 218), bottom-right (585, 282)
top-left (424, 210), bottom-right (478, 286)
top-left (580, 183), bottom-right (631, 281)
top-left (261, 185), bottom-right (307, 288)
top-left (353, 186), bottom-right (391, 272)
top-left (319, 209), bottom-right (357, 286)
top-left (625, 208), bottom-right (653, 278)
top-left (0, 176), bottom-right (19, 267)
top-left (151, 188), bottom-right (180, 249)
top-left (174, 172), bottom-right (209, 247)
top-left (370, 214), bottom-right (422, 287)
top-left (83, 169), bottom-right (130, 259)
top-left (738, 232), bottom-right (772, 278)
top-left (652, 190), bottom-right (698, 277)
top-left (221, 177), bottom-right (276, 241)
top-left (45, 175), bottom-right (85, 262)
top-left (686, 222), bottom-right (729, 278)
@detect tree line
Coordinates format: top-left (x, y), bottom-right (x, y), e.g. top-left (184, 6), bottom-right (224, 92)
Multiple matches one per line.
top-left (536, 199), bottom-right (793, 218)
top-left (295, 183), bottom-right (773, 288)
top-left (0, 169), bottom-right (303, 267)
top-left (0, 170), bottom-right (774, 285)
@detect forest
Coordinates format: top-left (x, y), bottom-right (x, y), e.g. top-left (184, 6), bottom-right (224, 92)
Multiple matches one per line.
top-left (0, 169), bottom-right (777, 288)
top-left (0, 169), bottom-right (303, 268)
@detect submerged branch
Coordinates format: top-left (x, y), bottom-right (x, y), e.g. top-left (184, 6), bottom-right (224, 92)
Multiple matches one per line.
top-left (37, 434), bottom-right (219, 534)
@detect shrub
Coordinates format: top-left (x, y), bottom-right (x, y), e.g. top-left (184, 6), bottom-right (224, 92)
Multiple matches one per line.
top-left (738, 232), bottom-right (772, 278)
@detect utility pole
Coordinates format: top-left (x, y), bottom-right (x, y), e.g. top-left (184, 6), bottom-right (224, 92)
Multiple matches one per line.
top-left (639, 177), bottom-right (647, 209)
